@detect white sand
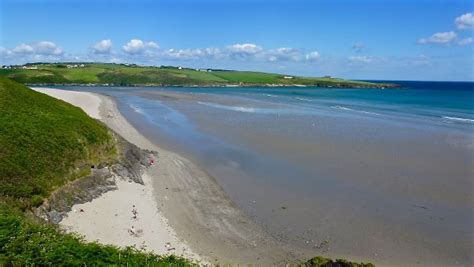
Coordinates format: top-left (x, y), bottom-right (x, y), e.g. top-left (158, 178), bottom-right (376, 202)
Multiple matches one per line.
top-left (32, 87), bottom-right (201, 262)
top-left (34, 88), bottom-right (102, 119)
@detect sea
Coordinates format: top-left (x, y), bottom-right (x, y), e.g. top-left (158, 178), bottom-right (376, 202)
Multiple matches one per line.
top-left (63, 81), bottom-right (473, 265)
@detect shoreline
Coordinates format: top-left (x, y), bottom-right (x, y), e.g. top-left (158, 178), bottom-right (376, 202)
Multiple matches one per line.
top-left (32, 87), bottom-right (302, 265)
top-left (26, 82), bottom-right (398, 89)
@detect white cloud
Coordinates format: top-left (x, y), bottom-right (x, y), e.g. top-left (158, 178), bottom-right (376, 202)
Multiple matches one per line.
top-left (418, 31), bottom-right (458, 44)
top-left (160, 47), bottom-right (221, 60)
top-left (7, 41), bottom-right (63, 56)
top-left (266, 47), bottom-right (302, 62)
top-left (305, 51), bottom-right (320, 62)
top-left (455, 13), bottom-right (474, 30)
top-left (12, 43), bottom-right (34, 54)
top-left (458, 37), bottom-right (474, 45)
top-left (227, 43), bottom-right (263, 59)
top-left (2, 39), bottom-right (326, 67)
top-left (35, 41), bottom-right (63, 55)
top-left (348, 55), bottom-right (379, 63)
top-left (91, 39), bottom-right (113, 54)
top-left (122, 39), bottom-right (159, 54)
top-left (0, 47), bottom-right (13, 58)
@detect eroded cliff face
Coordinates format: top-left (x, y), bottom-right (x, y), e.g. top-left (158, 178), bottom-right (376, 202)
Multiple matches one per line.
top-left (34, 131), bottom-right (158, 224)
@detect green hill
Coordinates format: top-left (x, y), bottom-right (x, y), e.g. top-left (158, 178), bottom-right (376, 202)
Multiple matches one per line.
top-left (0, 63), bottom-right (397, 88)
top-left (0, 76), bottom-right (116, 209)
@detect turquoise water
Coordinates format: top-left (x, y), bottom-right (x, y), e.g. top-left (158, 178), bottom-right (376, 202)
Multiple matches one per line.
top-left (139, 81), bottom-right (474, 127)
top-left (64, 82), bottom-right (473, 265)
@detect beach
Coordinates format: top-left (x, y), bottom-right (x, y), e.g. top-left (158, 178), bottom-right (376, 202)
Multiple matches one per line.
top-left (32, 85), bottom-right (474, 266)
top-left (33, 87), bottom-right (299, 265)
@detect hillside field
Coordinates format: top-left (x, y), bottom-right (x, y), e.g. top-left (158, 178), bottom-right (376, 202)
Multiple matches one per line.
top-left (0, 63), bottom-right (396, 88)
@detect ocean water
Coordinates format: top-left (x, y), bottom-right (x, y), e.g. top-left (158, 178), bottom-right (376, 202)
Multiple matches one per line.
top-left (66, 81), bottom-right (473, 265)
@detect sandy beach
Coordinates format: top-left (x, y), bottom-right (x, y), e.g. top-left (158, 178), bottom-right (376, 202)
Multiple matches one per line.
top-left (33, 87), bottom-right (298, 265)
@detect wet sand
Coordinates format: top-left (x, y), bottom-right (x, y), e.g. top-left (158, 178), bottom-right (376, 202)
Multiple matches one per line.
top-left (123, 89), bottom-right (473, 266)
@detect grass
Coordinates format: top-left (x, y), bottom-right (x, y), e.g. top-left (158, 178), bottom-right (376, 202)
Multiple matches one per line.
top-left (304, 256), bottom-right (375, 267)
top-left (0, 63), bottom-right (397, 88)
top-left (0, 76), bottom-right (116, 210)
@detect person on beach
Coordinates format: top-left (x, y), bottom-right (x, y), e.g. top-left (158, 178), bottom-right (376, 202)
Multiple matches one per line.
top-left (128, 226), bottom-right (136, 236)
top-left (132, 205), bottom-right (138, 219)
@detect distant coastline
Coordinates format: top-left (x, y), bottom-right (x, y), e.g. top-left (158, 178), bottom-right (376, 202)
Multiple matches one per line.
top-left (0, 62), bottom-right (399, 89)
top-left (23, 82), bottom-right (397, 89)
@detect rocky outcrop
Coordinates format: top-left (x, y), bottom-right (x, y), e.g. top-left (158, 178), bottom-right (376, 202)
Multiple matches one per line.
top-left (34, 132), bottom-right (158, 224)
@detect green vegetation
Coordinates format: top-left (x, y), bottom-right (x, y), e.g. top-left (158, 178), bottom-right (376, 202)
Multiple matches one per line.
top-left (0, 76), bottom-right (116, 209)
top-left (304, 256), bottom-right (374, 267)
top-left (0, 77), bottom-right (194, 266)
top-left (0, 63), bottom-right (397, 88)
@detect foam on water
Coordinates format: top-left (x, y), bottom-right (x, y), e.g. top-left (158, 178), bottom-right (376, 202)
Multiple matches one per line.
top-left (197, 101), bottom-right (286, 114)
top-left (129, 104), bottom-right (144, 114)
top-left (442, 116), bottom-right (474, 123)
top-left (331, 105), bottom-right (380, 115)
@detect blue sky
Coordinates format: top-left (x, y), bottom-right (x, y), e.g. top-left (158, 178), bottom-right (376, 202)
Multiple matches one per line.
top-left (1, 0), bottom-right (473, 81)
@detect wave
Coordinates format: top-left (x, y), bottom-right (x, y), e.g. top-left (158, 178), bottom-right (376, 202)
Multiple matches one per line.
top-left (331, 105), bottom-right (353, 111)
top-left (442, 116), bottom-right (474, 123)
top-left (129, 104), bottom-right (144, 114)
top-left (331, 105), bottom-right (380, 115)
top-left (263, 94), bottom-right (277, 98)
top-left (198, 101), bottom-right (259, 113)
top-left (360, 110), bottom-right (381, 115)
top-left (197, 101), bottom-right (289, 114)
top-left (295, 97), bottom-right (312, 102)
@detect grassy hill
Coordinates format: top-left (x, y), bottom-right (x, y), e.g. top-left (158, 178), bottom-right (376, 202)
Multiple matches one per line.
top-left (0, 62), bottom-right (396, 88)
top-left (0, 76), bottom-right (116, 209)
top-left (0, 76), bottom-right (193, 265)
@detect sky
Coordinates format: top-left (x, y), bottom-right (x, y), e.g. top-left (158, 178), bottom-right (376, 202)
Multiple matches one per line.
top-left (1, 0), bottom-right (473, 81)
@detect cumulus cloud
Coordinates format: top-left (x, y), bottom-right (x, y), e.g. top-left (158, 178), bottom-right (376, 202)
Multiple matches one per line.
top-left (226, 43), bottom-right (263, 59)
top-left (458, 37), bottom-right (474, 45)
top-left (35, 41), bottom-right (64, 55)
top-left (305, 51), bottom-right (320, 62)
top-left (122, 39), bottom-right (159, 54)
top-left (266, 47), bottom-right (302, 62)
top-left (223, 45), bottom-right (320, 63)
top-left (91, 39), bottom-right (113, 54)
top-left (162, 47), bottom-right (222, 60)
top-left (417, 31), bottom-right (457, 44)
top-left (2, 38), bottom-right (325, 66)
top-left (9, 41), bottom-right (63, 55)
top-left (0, 41), bottom-right (64, 64)
top-left (0, 47), bottom-right (13, 58)
top-left (455, 13), bottom-right (474, 30)
top-left (3, 41), bottom-right (63, 57)
top-left (12, 43), bottom-right (34, 54)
